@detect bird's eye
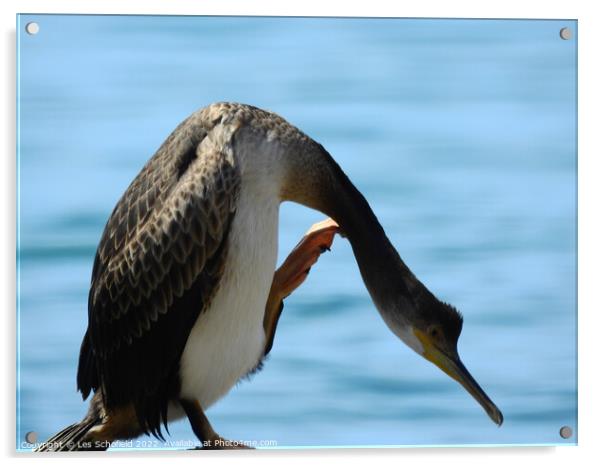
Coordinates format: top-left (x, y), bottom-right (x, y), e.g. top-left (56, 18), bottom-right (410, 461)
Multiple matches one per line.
top-left (429, 326), bottom-right (440, 339)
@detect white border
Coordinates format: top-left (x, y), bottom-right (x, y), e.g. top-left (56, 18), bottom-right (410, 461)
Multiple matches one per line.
top-left (3, 1), bottom-right (600, 465)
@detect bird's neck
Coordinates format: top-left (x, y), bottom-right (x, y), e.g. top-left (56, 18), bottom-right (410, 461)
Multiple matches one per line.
top-left (282, 144), bottom-right (421, 320)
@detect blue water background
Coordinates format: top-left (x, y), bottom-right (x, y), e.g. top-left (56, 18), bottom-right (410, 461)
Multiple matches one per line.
top-left (16, 15), bottom-right (577, 449)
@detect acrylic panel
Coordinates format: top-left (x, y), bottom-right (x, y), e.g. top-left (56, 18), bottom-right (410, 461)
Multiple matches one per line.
top-left (16, 15), bottom-right (577, 451)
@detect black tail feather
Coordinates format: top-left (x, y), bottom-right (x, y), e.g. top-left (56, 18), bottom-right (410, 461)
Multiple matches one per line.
top-left (34, 416), bottom-right (105, 452)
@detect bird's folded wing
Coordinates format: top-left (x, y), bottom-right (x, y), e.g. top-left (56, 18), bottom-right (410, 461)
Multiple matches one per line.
top-left (77, 125), bottom-right (240, 436)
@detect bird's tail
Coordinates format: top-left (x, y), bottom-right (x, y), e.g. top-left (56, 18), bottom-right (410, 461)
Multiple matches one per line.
top-left (34, 415), bottom-right (106, 452)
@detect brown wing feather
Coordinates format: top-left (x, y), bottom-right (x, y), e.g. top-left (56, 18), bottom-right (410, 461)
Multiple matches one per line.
top-left (77, 115), bottom-right (240, 438)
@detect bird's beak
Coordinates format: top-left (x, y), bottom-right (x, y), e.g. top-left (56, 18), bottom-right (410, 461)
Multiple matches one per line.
top-left (414, 329), bottom-right (504, 426)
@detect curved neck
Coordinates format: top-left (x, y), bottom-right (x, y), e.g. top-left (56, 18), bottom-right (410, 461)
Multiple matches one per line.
top-left (282, 144), bottom-right (421, 316)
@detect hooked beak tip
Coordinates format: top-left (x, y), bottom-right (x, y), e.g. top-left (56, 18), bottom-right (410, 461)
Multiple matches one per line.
top-left (452, 358), bottom-right (504, 427)
top-left (490, 407), bottom-right (504, 426)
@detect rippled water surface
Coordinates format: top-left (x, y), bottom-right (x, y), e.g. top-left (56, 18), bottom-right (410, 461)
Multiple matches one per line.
top-left (17, 15), bottom-right (577, 449)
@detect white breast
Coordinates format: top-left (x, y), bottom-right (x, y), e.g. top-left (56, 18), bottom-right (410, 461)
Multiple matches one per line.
top-left (176, 178), bottom-right (280, 410)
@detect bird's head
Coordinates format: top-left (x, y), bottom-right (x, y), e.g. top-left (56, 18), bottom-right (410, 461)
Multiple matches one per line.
top-left (384, 286), bottom-right (503, 426)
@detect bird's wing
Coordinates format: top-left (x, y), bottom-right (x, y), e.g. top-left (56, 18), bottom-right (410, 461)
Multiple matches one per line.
top-left (77, 122), bottom-right (240, 437)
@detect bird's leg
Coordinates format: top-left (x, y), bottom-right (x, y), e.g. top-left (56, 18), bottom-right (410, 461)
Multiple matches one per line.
top-left (263, 218), bottom-right (339, 355)
top-left (180, 399), bottom-right (251, 450)
top-left (183, 220), bottom-right (339, 449)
